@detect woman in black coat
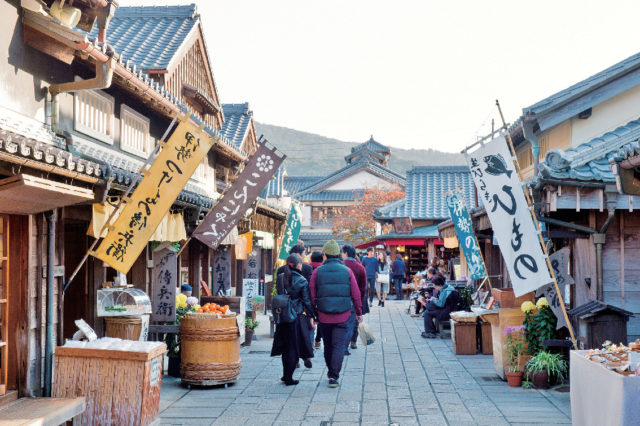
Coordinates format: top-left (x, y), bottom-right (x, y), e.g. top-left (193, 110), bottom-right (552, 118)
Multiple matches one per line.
top-left (270, 254), bottom-right (316, 385)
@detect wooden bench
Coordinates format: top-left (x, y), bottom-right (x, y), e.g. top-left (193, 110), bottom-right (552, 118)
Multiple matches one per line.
top-left (0, 397), bottom-right (85, 425)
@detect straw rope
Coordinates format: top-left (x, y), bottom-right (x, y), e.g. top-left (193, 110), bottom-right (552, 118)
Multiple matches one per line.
top-left (181, 360), bottom-right (242, 381)
top-left (180, 326), bottom-right (238, 341)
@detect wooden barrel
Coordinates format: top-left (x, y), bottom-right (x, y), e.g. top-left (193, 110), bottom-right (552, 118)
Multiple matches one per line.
top-left (105, 316), bottom-right (142, 340)
top-left (180, 313), bottom-right (241, 385)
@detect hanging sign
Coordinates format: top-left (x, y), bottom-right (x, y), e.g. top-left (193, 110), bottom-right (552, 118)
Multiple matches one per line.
top-left (94, 115), bottom-right (216, 273)
top-left (245, 247), bottom-right (260, 280)
top-left (212, 247), bottom-right (231, 296)
top-left (535, 248), bottom-right (574, 330)
top-left (445, 190), bottom-right (486, 280)
top-left (192, 142), bottom-right (285, 249)
top-left (465, 134), bottom-right (552, 296)
top-left (243, 278), bottom-right (263, 311)
top-left (151, 245), bottom-right (178, 322)
top-left (278, 202), bottom-right (302, 260)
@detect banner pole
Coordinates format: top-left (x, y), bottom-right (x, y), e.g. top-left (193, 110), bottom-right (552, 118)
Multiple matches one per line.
top-left (495, 100), bottom-right (578, 349)
top-left (64, 116), bottom-right (179, 292)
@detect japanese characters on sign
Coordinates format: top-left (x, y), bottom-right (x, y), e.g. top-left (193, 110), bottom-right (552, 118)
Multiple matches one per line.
top-left (243, 278), bottom-right (263, 312)
top-left (535, 248), bottom-right (574, 330)
top-left (445, 190), bottom-right (486, 281)
top-left (94, 116), bottom-right (216, 273)
top-left (464, 134), bottom-right (552, 296)
top-left (151, 246), bottom-right (178, 322)
top-left (245, 248), bottom-right (260, 280)
top-left (213, 248), bottom-right (231, 296)
top-left (192, 142), bottom-right (285, 249)
top-left (278, 203), bottom-right (302, 260)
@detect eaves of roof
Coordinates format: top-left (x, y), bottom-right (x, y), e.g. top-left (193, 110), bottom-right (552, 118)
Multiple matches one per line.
top-left (296, 189), bottom-right (365, 202)
top-left (376, 224), bottom-right (440, 240)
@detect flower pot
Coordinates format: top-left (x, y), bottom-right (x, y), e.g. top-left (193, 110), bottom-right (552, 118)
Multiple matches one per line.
top-left (505, 371), bottom-right (523, 387)
top-left (244, 328), bottom-right (254, 346)
top-left (531, 370), bottom-right (550, 389)
top-left (168, 354), bottom-right (181, 378)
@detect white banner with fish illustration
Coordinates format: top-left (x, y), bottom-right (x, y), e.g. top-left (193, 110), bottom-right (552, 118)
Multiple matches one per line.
top-left (464, 134), bottom-right (552, 296)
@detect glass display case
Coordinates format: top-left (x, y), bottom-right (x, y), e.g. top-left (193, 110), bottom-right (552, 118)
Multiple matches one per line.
top-left (97, 288), bottom-right (152, 317)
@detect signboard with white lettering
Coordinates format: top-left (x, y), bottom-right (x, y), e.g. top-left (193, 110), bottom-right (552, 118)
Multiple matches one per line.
top-left (445, 190), bottom-right (486, 280)
top-left (278, 203), bottom-right (302, 260)
top-left (465, 134), bottom-right (552, 296)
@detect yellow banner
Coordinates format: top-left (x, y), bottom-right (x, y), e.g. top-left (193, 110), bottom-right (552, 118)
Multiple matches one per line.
top-left (94, 116), bottom-right (216, 273)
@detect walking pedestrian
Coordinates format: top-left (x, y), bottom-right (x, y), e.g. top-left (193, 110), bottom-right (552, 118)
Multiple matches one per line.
top-left (310, 240), bottom-right (362, 388)
top-left (341, 244), bottom-right (367, 354)
top-left (376, 252), bottom-right (390, 307)
top-left (391, 253), bottom-right (406, 300)
top-left (361, 247), bottom-right (379, 307)
top-left (309, 250), bottom-right (324, 349)
top-left (271, 255), bottom-right (316, 385)
top-left (278, 244), bottom-right (313, 282)
top-left (421, 275), bottom-right (455, 338)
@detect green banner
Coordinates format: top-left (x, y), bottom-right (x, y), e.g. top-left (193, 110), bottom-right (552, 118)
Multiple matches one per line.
top-left (278, 203), bottom-right (302, 260)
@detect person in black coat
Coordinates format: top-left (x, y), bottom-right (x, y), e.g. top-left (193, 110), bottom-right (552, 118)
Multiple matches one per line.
top-left (271, 254), bottom-right (317, 385)
top-left (277, 244), bottom-right (313, 282)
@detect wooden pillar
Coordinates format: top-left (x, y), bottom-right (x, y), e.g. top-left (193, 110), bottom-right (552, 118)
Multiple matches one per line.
top-left (201, 246), bottom-right (211, 294)
top-left (188, 240), bottom-right (202, 298)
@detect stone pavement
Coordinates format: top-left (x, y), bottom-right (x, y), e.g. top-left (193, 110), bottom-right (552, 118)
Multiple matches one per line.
top-left (159, 301), bottom-right (571, 425)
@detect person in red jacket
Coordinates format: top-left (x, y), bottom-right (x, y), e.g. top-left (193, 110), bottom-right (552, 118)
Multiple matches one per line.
top-left (341, 244), bottom-right (368, 352)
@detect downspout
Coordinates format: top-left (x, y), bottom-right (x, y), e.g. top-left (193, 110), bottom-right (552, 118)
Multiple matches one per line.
top-left (522, 114), bottom-right (540, 177)
top-left (43, 209), bottom-right (56, 397)
top-left (594, 184), bottom-right (618, 301)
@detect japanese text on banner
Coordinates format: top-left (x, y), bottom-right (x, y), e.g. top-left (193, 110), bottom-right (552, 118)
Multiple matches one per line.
top-left (445, 191), bottom-right (486, 280)
top-left (94, 116), bottom-right (216, 273)
top-left (464, 134), bottom-right (551, 296)
top-left (278, 203), bottom-right (302, 260)
top-left (192, 143), bottom-right (285, 249)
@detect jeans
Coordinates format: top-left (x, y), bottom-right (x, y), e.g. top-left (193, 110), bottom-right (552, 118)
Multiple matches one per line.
top-left (318, 321), bottom-right (349, 380)
top-left (366, 276), bottom-right (376, 303)
top-left (344, 308), bottom-right (356, 350)
top-left (393, 277), bottom-right (404, 299)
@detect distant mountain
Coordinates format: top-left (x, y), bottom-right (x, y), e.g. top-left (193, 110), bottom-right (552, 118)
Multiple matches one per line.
top-left (255, 122), bottom-right (465, 176)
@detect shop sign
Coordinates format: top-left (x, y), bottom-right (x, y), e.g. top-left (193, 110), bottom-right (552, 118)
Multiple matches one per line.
top-left (243, 278), bottom-right (264, 312)
top-left (151, 245), bottom-right (178, 322)
top-left (245, 248), bottom-right (260, 280)
top-left (278, 203), bottom-right (302, 260)
top-left (94, 116), bottom-right (216, 273)
top-left (392, 217), bottom-right (413, 234)
top-left (465, 134), bottom-right (552, 296)
top-left (445, 190), bottom-right (486, 280)
top-left (213, 247), bottom-right (231, 296)
top-left (192, 143), bottom-right (285, 249)
top-left (535, 248), bottom-right (573, 330)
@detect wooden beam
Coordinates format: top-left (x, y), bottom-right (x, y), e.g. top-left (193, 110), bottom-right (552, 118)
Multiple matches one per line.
top-left (598, 189), bottom-right (604, 212)
top-left (620, 212), bottom-right (625, 308)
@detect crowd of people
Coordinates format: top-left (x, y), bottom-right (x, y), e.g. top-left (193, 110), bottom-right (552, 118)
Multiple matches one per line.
top-left (270, 241), bottom-right (466, 388)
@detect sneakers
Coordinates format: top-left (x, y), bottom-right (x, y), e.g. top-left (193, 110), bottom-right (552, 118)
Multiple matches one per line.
top-left (350, 342), bottom-right (358, 350)
top-left (284, 379), bottom-right (299, 386)
top-left (314, 342), bottom-right (321, 349)
top-left (421, 332), bottom-right (437, 339)
top-left (410, 313), bottom-right (419, 317)
top-left (377, 300), bottom-right (382, 306)
top-left (344, 350), bottom-right (351, 356)
top-left (328, 378), bottom-right (339, 388)
top-left (381, 301), bottom-right (385, 307)
top-left (303, 358), bottom-right (313, 368)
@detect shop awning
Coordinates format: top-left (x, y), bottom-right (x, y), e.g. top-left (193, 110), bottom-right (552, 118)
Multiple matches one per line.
top-left (355, 240), bottom-right (382, 249)
top-left (376, 224), bottom-right (440, 246)
top-left (384, 238), bottom-right (425, 246)
top-left (0, 174), bottom-right (94, 214)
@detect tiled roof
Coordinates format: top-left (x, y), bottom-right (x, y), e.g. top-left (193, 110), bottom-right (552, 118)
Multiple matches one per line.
top-left (524, 51), bottom-right (640, 131)
top-left (296, 189), bottom-right (365, 202)
top-left (94, 5), bottom-right (198, 71)
top-left (539, 117), bottom-right (640, 182)
top-left (377, 224), bottom-right (440, 240)
top-left (283, 176), bottom-right (322, 196)
top-left (345, 136), bottom-right (390, 164)
top-left (351, 136), bottom-right (390, 154)
top-left (221, 103), bottom-right (252, 149)
top-left (260, 165), bottom-right (285, 198)
top-left (299, 232), bottom-right (345, 247)
top-left (375, 166), bottom-right (476, 220)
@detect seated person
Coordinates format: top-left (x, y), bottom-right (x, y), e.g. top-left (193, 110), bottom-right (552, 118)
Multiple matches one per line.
top-left (421, 275), bottom-right (455, 338)
top-left (181, 284), bottom-right (192, 297)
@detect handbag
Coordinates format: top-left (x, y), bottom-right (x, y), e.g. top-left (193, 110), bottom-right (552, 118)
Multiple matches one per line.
top-left (377, 273), bottom-right (390, 285)
top-left (272, 273), bottom-right (296, 324)
top-left (358, 321), bottom-right (376, 346)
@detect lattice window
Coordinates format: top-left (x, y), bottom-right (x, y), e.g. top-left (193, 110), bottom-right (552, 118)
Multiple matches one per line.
top-left (120, 104), bottom-right (152, 157)
top-left (74, 88), bottom-right (115, 144)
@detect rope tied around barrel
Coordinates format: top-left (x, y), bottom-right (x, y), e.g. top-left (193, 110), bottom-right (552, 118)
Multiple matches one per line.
top-left (180, 326), bottom-right (239, 341)
top-left (181, 360), bottom-right (242, 381)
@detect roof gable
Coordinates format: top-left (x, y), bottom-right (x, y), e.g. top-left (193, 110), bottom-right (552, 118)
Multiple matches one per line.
top-left (298, 161), bottom-right (405, 195)
top-left (221, 103), bottom-right (254, 150)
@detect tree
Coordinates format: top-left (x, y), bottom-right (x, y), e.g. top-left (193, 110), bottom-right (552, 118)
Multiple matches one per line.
top-left (332, 186), bottom-right (404, 245)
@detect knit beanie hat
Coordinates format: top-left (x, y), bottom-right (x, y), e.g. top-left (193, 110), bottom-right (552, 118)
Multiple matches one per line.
top-left (322, 239), bottom-right (340, 256)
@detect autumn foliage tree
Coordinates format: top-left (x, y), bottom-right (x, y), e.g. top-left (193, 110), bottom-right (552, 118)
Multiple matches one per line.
top-left (332, 186), bottom-right (405, 245)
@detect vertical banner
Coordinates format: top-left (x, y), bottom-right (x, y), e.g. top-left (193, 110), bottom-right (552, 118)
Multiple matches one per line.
top-left (465, 134), bottom-right (552, 296)
top-left (245, 248), bottom-right (260, 280)
top-left (94, 116), bottom-right (216, 273)
top-left (445, 190), bottom-right (487, 280)
top-left (213, 247), bottom-right (231, 296)
top-left (151, 245), bottom-right (178, 322)
top-left (192, 143), bottom-right (285, 249)
top-left (535, 248), bottom-right (574, 330)
top-left (278, 203), bottom-right (302, 260)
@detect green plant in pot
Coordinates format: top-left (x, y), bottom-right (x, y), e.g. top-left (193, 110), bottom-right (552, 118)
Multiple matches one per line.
top-left (244, 318), bottom-right (260, 346)
top-left (525, 351), bottom-right (568, 389)
top-left (522, 297), bottom-right (558, 355)
top-left (504, 325), bottom-right (526, 387)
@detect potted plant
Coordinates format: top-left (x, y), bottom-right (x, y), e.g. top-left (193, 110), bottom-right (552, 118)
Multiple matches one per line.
top-left (522, 297), bottom-right (558, 356)
top-left (504, 325), bottom-right (526, 387)
top-left (525, 350), bottom-right (568, 389)
top-left (244, 318), bottom-right (260, 346)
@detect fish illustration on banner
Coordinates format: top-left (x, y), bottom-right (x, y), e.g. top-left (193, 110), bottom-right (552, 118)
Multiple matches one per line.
top-left (465, 133), bottom-right (552, 296)
top-left (94, 115), bottom-right (216, 273)
top-left (192, 142), bottom-right (285, 249)
top-left (535, 248), bottom-right (574, 330)
top-left (278, 203), bottom-right (302, 260)
top-left (445, 190), bottom-right (486, 280)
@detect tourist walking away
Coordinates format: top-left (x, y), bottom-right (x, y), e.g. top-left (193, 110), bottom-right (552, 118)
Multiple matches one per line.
top-left (421, 275), bottom-right (455, 338)
top-left (278, 244), bottom-right (314, 282)
top-left (361, 247), bottom-right (379, 307)
top-left (309, 250), bottom-right (324, 348)
top-left (391, 253), bottom-right (406, 300)
top-left (271, 255), bottom-right (316, 385)
top-left (310, 240), bottom-right (362, 388)
top-left (341, 244), bottom-right (367, 353)
top-left (376, 252), bottom-right (390, 306)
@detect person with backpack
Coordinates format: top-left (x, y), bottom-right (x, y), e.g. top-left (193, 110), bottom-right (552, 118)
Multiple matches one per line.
top-left (421, 275), bottom-right (457, 338)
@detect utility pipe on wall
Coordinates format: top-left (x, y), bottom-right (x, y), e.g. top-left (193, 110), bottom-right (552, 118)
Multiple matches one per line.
top-left (522, 115), bottom-right (540, 177)
top-left (43, 209), bottom-right (56, 397)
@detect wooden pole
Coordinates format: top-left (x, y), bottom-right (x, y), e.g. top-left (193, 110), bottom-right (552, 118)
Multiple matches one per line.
top-left (495, 100), bottom-right (578, 349)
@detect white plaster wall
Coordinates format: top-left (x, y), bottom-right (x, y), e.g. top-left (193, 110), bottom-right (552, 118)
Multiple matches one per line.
top-left (327, 170), bottom-right (398, 190)
top-left (301, 204), bottom-right (312, 227)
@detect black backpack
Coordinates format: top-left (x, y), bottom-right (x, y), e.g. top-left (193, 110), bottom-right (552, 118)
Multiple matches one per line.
top-left (445, 289), bottom-right (468, 312)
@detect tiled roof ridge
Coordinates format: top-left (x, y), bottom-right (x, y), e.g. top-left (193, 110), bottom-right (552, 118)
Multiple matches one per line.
top-left (408, 165), bottom-right (470, 173)
top-left (114, 4), bottom-right (198, 19)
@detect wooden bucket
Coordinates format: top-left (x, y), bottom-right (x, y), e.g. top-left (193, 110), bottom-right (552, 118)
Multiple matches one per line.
top-left (180, 313), bottom-right (241, 385)
top-left (105, 316), bottom-right (142, 340)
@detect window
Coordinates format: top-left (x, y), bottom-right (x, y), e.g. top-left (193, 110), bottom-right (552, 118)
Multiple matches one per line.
top-left (74, 88), bottom-right (115, 144)
top-left (120, 104), bottom-right (152, 157)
